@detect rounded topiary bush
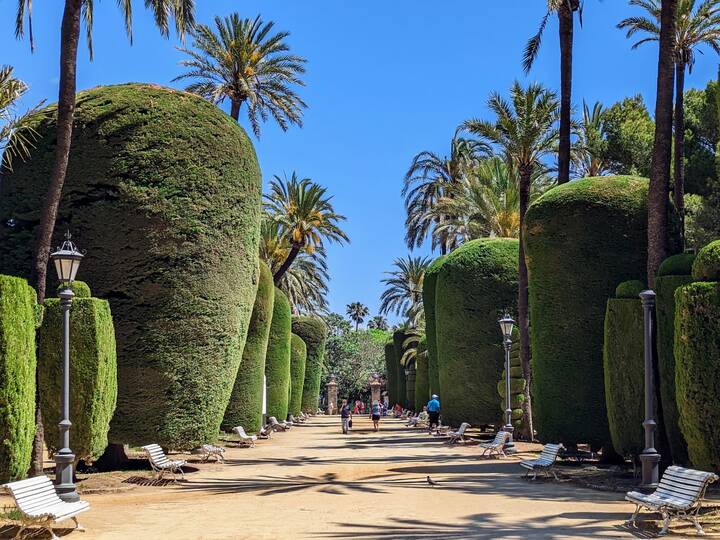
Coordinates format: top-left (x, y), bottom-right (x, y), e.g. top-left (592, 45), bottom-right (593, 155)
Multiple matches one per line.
top-left (422, 256), bottom-right (446, 398)
top-left (223, 262), bottom-right (275, 433)
top-left (414, 336), bottom-right (429, 412)
top-left (293, 317), bottom-right (328, 413)
top-left (692, 240), bottom-right (720, 281)
top-left (435, 238), bottom-right (519, 427)
top-left (384, 339), bottom-right (397, 405)
top-left (0, 84), bottom-right (262, 449)
top-left (265, 288), bottom-right (292, 422)
top-left (56, 281), bottom-right (91, 298)
top-left (659, 253), bottom-right (695, 277)
top-left (39, 286), bottom-right (118, 462)
top-left (615, 280), bottom-right (646, 299)
top-left (0, 275), bottom-right (37, 482)
top-left (525, 176), bottom-right (650, 447)
top-left (288, 333), bottom-right (307, 417)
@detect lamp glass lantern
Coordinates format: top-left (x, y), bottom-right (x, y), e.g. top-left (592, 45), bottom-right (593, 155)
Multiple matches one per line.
top-left (498, 313), bottom-right (515, 339)
top-left (50, 232), bottom-right (84, 285)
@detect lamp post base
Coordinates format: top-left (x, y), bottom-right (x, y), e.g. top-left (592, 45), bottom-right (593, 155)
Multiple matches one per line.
top-left (639, 449), bottom-right (660, 488)
top-left (54, 450), bottom-right (80, 502)
top-left (502, 424), bottom-right (517, 454)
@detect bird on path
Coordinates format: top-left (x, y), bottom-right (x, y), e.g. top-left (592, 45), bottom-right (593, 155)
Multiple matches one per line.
top-left (426, 475), bottom-right (438, 487)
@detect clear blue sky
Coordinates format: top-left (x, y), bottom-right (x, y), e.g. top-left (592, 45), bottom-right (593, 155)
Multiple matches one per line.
top-left (2, 1), bottom-right (718, 322)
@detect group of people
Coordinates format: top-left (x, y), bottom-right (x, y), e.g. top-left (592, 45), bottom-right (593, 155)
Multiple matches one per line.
top-left (338, 394), bottom-right (441, 435)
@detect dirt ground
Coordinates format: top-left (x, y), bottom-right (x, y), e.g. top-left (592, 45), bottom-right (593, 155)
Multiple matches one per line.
top-left (2, 416), bottom-right (715, 539)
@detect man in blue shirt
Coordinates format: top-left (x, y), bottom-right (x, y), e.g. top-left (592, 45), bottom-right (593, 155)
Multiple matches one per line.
top-left (427, 394), bottom-right (440, 433)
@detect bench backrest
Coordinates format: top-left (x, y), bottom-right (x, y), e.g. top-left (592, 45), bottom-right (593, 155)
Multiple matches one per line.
top-left (537, 443), bottom-right (562, 465)
top-left (655, 466), bottom-right (719, 509)
top-left (492, 431), bottom-right (510, 446)
top-left (3, 475), bottom-right (63, 515)
top-left (268, 417), bottom-right (280, 425)
top-left (142, 444), bottom-right (171, 467)
top-left (458, 422), bottom-right (470, 435)
top-left (233, 426), bottom-right (251, 438)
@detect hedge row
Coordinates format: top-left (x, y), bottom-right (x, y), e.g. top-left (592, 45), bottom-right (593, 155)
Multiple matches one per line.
top-left (392, 330), bottom-right (408, 408)
top-left (265, 288), bottom-right (292, 421)
top-left (384, 340), bottom-right (397, 405)
top-left (414, 337), bottom-right (429, 412)
top-left (294, 317), bottom-right (328, 413)
top-left (288, 333), bottom-right (307, 418)
top-left (422, 256), bottom-right (446, 398)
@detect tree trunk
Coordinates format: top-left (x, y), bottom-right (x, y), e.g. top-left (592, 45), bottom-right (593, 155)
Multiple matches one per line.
top-left (29, 0), bottom-right (83, 476)
top-left (557, 2), bottom-right (574, 185)
top-left (273, 243), bottom-right (301, 284)
top-left (647, 0), bottom-right (677, 287)
top-left (673, 62), bottom-right (686, 249)
top-left (518, 167), bottom-right (535, 441)
top-left (230, 98), bottom-right (241, 121)
top-left (94, 443), bottom-right (130, 472)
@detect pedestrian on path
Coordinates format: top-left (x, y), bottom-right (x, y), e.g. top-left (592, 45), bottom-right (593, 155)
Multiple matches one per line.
top-left (371, 400), bottom-right (382, 432)
top-left (427, 394), bottom-right (441, 433)
top-left (340, 399), bottom-right (352, 434)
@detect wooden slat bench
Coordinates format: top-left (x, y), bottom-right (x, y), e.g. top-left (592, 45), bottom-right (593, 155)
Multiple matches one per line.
top-left (200, 444), bottom-right (225, 463)
top-left (626, 465), bottom-right (718, 536)
top-left (142, 444), bottom-right (187, 481)
top-left (446, 423), bottom-right (471, 444)
top-left (520, 443), bottom-right (563, 480)
top-left (2, 475), bottom-right (89, 539)
top-left (479, 431), bottom-right (511, 458)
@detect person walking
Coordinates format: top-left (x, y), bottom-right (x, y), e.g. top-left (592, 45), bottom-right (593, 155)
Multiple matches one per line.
top-left (371, 400), bottom-right (382, 432)
top-left (427, 394), bottom-right (441, 434)
top-left (340, 399), bottom-right (352, 434)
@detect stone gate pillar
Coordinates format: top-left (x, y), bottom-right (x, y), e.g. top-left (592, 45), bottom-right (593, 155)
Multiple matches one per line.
top-left (326, 374), bottom-right (338, 415)
top-left (369, 373), bottom-right (382, 406)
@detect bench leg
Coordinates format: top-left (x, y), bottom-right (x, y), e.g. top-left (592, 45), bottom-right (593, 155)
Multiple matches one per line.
top-left (626, 504), bottom-right (641, 526)
top-left (12, 524), bottom-right (26, 539)
top-left (72, 516), bottom-right (86, 532)
top-left (690, 516), bottom-right (706, 536)
top-left (44, 526), bottom-right (60, 540)
top-left (658, 511), bottom-right (670, 536)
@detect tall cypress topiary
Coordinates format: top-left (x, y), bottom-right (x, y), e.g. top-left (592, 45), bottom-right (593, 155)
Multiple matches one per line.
top-left (423, 256), bottom-right (446, 397)
top-left (265, 288), bottom-right (292, 421)
top-left (223, 262), bottom-right (274, 432)
top-left (294, 317), bottom-right (328, 413)
top-left (675, 240), bottom-right (720, 470)
top-left (392, 330), bottom-right (408, 408)
top-left (0, 275), bottom-right (37, 482)
top-left (384, 339), bottom-right (397, 405)
top-left (525, 176), bottom-right (650, 447)
top-left (414, 336), bottom-right (429, 412)
top-left (39, 283), bottom-right (118, 462)
top-left (435, 238), bottom-right (519, 427)
top-left (288, 333), bottom-right (307, 417)
top-left (0, 84), bottom-right (262, 449)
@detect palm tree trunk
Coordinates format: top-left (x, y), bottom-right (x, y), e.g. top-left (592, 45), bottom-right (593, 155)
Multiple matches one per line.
top-left (230, 98), bottom-right (241, 121)
top-left (518, 167), bottom-right (534, 441)
top-left (29, 0), bottom-right (83, 477)
top-left (557, 2), bottom-right (574, 185)
top-left (355, 320), bottom-right (359, 332)
top-left (673, 62), bottom-right (686, 249)
top-left (647, 0), bottom-right (677, 287)
top-left (273, 243), bottom-right (301, 284)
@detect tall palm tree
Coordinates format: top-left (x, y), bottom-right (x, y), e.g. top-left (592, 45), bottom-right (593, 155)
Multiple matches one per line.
top-left (463, 82), bottom-right (560, 440)
top-left (346, 302), bottom-right (369, 331)
top-left (379, 255), bottom-right (431, 327)
top-left (368, 315), bottom-right (389, 331)
top-left (573, 100), bottom-right (611, 177)
top-left (0, 65), bottom-right (41, 171)
top-left (264, 173), bottom-right (349, 284)
top-left (618, 0), bottom-right (720, 247)
top-left (403, 134), bottom-right (487, 254)
top-left (175, 13), bottom-right (307, 137)
top-left (524, 0), bottom-right (582, 185)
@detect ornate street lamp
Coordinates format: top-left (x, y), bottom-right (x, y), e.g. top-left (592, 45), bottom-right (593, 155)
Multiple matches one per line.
top-left (49, 231), bottom-right (84, 502)
top-left (639, 290), bottom-right (660, 487)
top-left (498, 312), bottom-right (516, 454)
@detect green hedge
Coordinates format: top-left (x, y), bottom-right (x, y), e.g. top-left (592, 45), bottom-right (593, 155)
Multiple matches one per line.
top-left (39, 289), bottom-right (118, 462)
top-left (615, 280), bottom-right (646, 298)
top-left (0, 275), bottom-right (37, 482)
top-left (222, 261), bottom-right (274, 432)
top-left (0, 84), bottom-right (262, 449)
top-left (422, 256), bottom-right (446, 398)
top-left (656, 255), bottom-right (694, 465)
top-left (436, 238), bottom-right (519, 427)
top-left (392, 330), bottom-right (408, 408)
top-left (692, 241), bottom-right (720, 281)
top-left (288, 333), bottom-right (307, 417)
top-left (675, 240), bottom-right (720, 470)
top-left (265, 288), bottom-right (292, 421)
top-left (56, 281), bottom-right (91, 298)
top-left (497, 327), bottom-right (525, 428)
top-left (525, 176), bottom-right (650, 447)
top-left (294, 317), bottom-right (328, 413)
top-left (384, 340), bottom-right (397, 405)
top-left (414, 337), bottom-right (429, 412)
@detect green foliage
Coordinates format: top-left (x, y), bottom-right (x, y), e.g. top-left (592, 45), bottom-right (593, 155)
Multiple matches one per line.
top-left (265, 288), bottom-right (292, 421)
top-left (422, 255), bottom-right (446, 398)
top-left (223, 262), bottom-right (274, 433)
top-left (288, 333), bottom-right (307, 417)
top-left (0, 84), bottom-right (262, 449)
top-left (384, 340), bottom-right (397, 405)
top-left (435, 238), bottom-right (518, 427)
top-left (675, 281), bottom-right (720, 470)
top-left (39, 296), bottom-right (118, 462)
top-left (392, 330), bottom-right (409, 407)
top-left (323, 329), bottom-right (388, 402)
top-left (293, 317), bottom-right (328, 413)
top-left (0, 275), bottom-right (37, 482)
top-left (56, 281), bottom-right (91, 298)
top-left (414, 337), bottom-right (429, 412)
top-left (615, 280), bottom-right (646, 298)
top-left (658, 253), bottom-right (696, 277)
top-left (692, 239), bottom-right (720, 281)
top-left (525, 176), bottom-right (649, 446)
top-left (602, 96), bottom-right (654, 177)
top-left (683, 84), bottom-right (719, 197)
top-left (685, 193), bottom-right (720, 251)
top-left (497, 328), bottom-right (526, 428)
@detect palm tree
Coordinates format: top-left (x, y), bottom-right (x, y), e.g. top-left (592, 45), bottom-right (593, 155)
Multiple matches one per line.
top-left (618, 0), bottom-right (720, 247)
top-left (264, 173), bottom-right (349, 284)
top-left (379, 256), bottom-right (431, 327)
top-left (0, 65), bottom-right (41, 171)
top-left (573, 101), bottom-right (611, 177)
top-left (463, 82), bottom-right (560, 440)
top-left (368, 315), bottom-right (389, 331)
top-left (346, 302), bottom-right (369, 331)
top-left (175, 13), bottom-right (307, 137)
top-left (402, 134), bottom-right (488, 254)
top-left (524, 0), bottom-right (582, 185)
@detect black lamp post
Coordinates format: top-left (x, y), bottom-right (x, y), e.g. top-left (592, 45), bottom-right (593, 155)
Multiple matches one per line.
top-left (49, 231), bottom-right (83, 502)
top-left (639, 290), bottom-right (660, 487)
top-left (498, 312), bottom-right (516, 453)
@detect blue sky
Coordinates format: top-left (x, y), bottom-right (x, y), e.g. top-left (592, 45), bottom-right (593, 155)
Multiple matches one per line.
top-left (2, 1), bottom-right (719, 323)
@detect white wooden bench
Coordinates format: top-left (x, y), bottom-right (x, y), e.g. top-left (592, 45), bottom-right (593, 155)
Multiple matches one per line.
top-left (232, 426), bottom-right (258, 447)
top-left (200, 444), bottom-right (225, 462)
top-left (142, 444), bottom-right (187, 481)
top-left (268, 417), bottom-right (290, 431)
top-left (447, 423), bottom-right (471, 444)
top-left (479, 431), bottom-right (511, 458)
top-left (2, 475), bottom-right (89, 539)
top-left (626, 465), bottom-right (719, 536)
top-left (520, 443), bottom-right (563, 479)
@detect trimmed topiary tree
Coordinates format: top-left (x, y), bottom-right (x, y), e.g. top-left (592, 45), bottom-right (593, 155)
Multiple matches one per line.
top-left (265, 288), bottom-right (292, 421)
top-left (435, 238), bottom-right (519, 427)
top-left (384, 339), bottom-right (397, 405)
top-left (525, 176), bottom-right (650, 447)
top-left (39, 284), bottom-right (118, 462)
top-left (656, 254), bottom-right (694, 465)
top-left (223, 262), bottom-right (275, 433)
top-left (675, 240), bottom-right (720, 470)
top-left (288, 333), bottom-right (307, 417)
top-left (422, 256), bottom-right (446, 398)
top-left (392, 330), bottom-right (408, 408)
top-left (414, 336), bottom-right (429, 412)
top-left (294, 317), bottom-right (328, 413)
top-left (0, 84), bottom-right (262, 449)
top-left (0, 275), bottom-right (37, 482)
